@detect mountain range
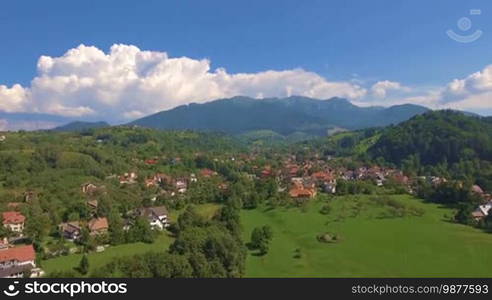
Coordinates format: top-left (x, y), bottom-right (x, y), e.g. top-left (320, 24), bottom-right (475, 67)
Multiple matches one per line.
top-left (129, 96), bottom-right (429, 136)
top-left (0, 96), bottom-right (430, 135)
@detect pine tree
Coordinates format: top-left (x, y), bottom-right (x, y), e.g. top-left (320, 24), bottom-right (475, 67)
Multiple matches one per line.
top-left (78, 254), bottom-right (89, 275)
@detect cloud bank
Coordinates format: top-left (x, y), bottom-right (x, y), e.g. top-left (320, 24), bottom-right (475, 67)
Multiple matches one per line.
top-left (0, 44), bottom-right (366, 122)
top-left (0, 44), bottom-right (491, 126)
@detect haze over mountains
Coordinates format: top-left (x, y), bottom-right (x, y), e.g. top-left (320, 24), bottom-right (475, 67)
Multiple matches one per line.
top-left (3, 96), bottom-right (431, 134)
top-left (0, 112), bottom-right (74, 131)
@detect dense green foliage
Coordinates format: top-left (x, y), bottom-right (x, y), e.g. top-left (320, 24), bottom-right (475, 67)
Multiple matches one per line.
top-left (367, 111), bottom-right (492, 189)
top-left (249, 225), bottom-right (273, 255)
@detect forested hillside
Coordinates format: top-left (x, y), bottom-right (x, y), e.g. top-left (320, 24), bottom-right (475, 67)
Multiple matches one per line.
top-left (367, 110), bottom-right (492, 189)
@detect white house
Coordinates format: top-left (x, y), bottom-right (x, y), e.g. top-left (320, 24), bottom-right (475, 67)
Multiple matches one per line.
top-left (138, 206), bottom-right (169, 230)
top-left (2, 212), bottom-right (25, 235)
top-left (472, 201), bottom-right (492, 221)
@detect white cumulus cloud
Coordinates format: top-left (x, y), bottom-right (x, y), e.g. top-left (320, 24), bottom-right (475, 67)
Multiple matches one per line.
top-left (0, 44), bottom-right (367, 122)
top-left (438, 65), bottom-right (492, 111)
top-left (371, 80), bottom-right (410, 98)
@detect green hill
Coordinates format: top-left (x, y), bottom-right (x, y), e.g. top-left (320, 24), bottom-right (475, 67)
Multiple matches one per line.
top-left (368, 110), bottom-right (492, 166)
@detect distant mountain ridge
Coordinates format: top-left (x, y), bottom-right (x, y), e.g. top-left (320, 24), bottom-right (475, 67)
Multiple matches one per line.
top-left (129, 96), bottom-right (430, 135)
top-left (53, 121), bottom-right (110, 132)
top-left (0, 112), bottom-right (74, 131)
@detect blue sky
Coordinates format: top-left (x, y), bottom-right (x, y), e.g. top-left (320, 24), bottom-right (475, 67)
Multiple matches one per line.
top-left (1, 0), bottom-right (492, 124)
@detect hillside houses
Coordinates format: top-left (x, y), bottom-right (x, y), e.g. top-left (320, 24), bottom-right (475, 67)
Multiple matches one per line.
top-left (200, 168), bottom-right (217, 178)
top-left (59, 217), bottom-right (109, 240)
top-left (145, 173), bottom-right (173, 188)
top-left (59, 221), bottom-right (82, 241)
top-left (88, 217), bottom-right (109, 236)
top-left (144, 173), bottom-right (192, 195)
top-left (81, 183), bottom-right (98, 194)
top-left (471, 185), bottom-right (492, 221)
top-left (289, 177), bottom-right (317, 199)
top-left (137, 206), bottom-right (169, 230)
top-left (253, 157), bottom-right (414, 200)
top-left (119, 172), bottom-right (138, 184)
top-left (2, 211), bottom-right (25, 235)
top-left (175, 178), bottom-right (188, 194)
top-left (289, 187), bottom-right (317, 199)
top-left (145, 158), bottom-right (158, 165)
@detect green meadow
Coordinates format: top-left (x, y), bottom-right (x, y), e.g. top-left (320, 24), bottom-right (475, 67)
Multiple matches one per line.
top-left (42, 197), bottom-right (492, 277)
top-left (42, 233), bottom-right (173, 275)
top-left (241, 195), bottom-right (492, 277)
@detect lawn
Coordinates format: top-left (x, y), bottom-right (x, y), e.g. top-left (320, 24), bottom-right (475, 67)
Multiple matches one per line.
top-left (241, 194), bottom-right (492, 277)
top-left (168, 203), bottom-right (221, 222)
top-left (42, 233), bottom-right (173, 276)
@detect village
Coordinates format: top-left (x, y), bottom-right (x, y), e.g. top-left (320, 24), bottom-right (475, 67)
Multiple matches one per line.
top-left (1, 151), bottom-right (491, 278)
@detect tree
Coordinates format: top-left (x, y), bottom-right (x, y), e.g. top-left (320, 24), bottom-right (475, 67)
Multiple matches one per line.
top-left (176, 206), bottom-right (206, 232)
top-left (170, 225), bottom-right (246, 277)
top-left (108, 210), bottom-right (125, 245)
top-left (250, 228), bottom-right (263, 249)
top-left (249, 225), bottom-right (273, 255)
top-left (24, 200), bottom-right (51, 244)
top-left (216, 202), bottom-right (241, 237)
top-left (78, 255), bottom-right (89, 275)
top-left (97, 196), bottom-right (112, 217)
top-left (127, 217), bottom-right (154, 243)
top-left (78, 227), bottom-right (95, 251)
top-left (455, 202), bottom-right (476, 225)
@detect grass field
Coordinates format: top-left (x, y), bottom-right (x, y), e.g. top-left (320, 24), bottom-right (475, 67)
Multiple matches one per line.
top-left (42, 232), bottom-right (173, 276)
top-left (241, 195), bottom-right (492, 277)
top-left (168, 203), bottom-right (221, 222)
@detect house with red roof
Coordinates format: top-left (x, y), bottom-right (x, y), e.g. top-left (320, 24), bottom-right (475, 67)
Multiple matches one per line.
top-left (2, 211), bottom-right (25, 234)
top-left (311, 171), bottom-right (335, 183)
top-left (261, 166), bottom-right (273, 178)
top-left (0, 244), bottom-right (40, 278)
top-left (145, 158), bottom-right (158, 165)
top-left (88, 217), bottom-right (109, 236)
top-left (200, 168), bottom-right (217, 178)
top-left (289, 187), bottom-right (317, 199)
